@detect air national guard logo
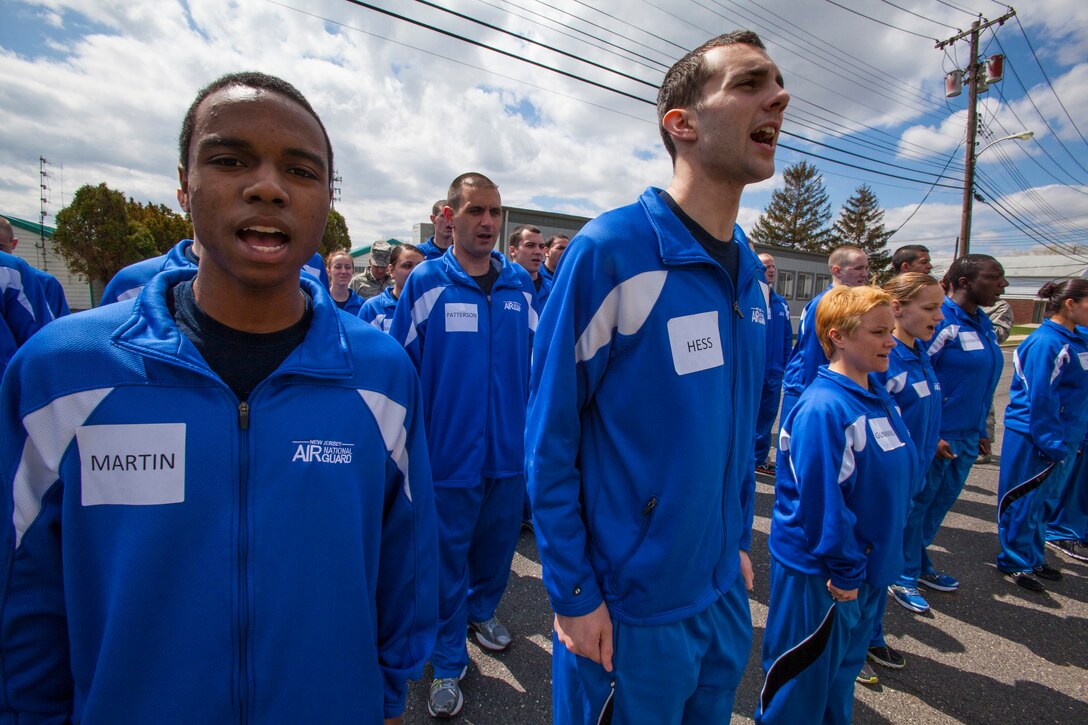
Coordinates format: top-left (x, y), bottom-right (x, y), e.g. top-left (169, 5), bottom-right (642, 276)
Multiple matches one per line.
top-left (292, 439), bottom-right (355, 464)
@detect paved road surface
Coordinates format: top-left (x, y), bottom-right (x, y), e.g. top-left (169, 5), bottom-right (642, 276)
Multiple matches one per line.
top-left (404, 349), bottom-right (1088, 723)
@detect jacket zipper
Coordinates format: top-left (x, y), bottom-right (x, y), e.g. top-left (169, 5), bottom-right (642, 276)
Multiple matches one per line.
top-left (237, 399), bottom-right (250, 724)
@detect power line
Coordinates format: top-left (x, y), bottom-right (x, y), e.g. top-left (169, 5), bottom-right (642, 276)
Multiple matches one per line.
top-left (1013, 14), bottom-right (1088, 149)
top-left (877, 0), bottom-right (960, 31)
top-left (931, 0), bottom-right (980, 17)
top-left (888, 138), bottom-right (966, 238)
top-left (820, 0), bottom-right (937, 40)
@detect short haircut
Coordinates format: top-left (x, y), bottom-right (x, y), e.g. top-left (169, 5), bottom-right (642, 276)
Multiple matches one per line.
top-left (882, 272), bottom-right (941, 304)
top-left (431, 199), bottom-right (447, 217)
top-left (1038, 278), bottom-right (1088, 316)
top-left (657, 30), bottom-right (766, 161)
top-left (324, 249), bottom-right (353, 268)
top-left (828, 245), bottom-right (865, 272)
top-left (447, 172), bottom-right (499, 211)
top-left (891, 244), bottom-right (930, 271)
top-left (945, 254), bottom-right (1000, 291)
top-left (508, 225), bottom-right (542, 249)
top-left (758, 252), bottom-right (775, 264)
top-left (545, 234), bottom-right (569, 249)
top-left (815, 285), bottom-right (892, 359)
top-left (390, 243), bottom-right (422, 267)
top-left (0, 217), bottom-right (13, 247)
top-left (179, 71), bottom-right (334, 188)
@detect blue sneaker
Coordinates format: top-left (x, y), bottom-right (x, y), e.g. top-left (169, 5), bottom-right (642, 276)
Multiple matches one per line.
top-left (918, 570), bottom-right (958, 592)
top-left (888, 584), bottom-right (929, 613)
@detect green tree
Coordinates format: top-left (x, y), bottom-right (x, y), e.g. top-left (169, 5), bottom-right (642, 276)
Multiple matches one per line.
top-left (127, 199), bottom-right (192, 254)
top-left (319, 209), bottom-right (351, 258)
top-left (833, 184), bottom-right (892, 275)
top-left (749, 161), bottom-right (834, 253)
top-left (53, 183), bottom-right (159, 284)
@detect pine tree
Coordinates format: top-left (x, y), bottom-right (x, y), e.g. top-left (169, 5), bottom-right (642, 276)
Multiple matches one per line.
top-left (749, 161), bottom-right (833, 252)
top-left (833, 184), bottom-right (892, 273)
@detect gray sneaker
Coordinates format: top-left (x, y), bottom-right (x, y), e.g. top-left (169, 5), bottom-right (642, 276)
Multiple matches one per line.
top-left (470, 616), bottom-right (512, 651)
top-left (427, 676), bottom-right (464, 719)
top-left (855, 661), bottom-right (879, 685)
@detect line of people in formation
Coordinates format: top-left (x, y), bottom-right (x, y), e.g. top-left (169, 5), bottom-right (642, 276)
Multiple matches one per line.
top-left (1, 31), bottom-right (1086, 725)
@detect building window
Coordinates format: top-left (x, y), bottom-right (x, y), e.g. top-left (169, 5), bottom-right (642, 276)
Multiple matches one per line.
top-left (797, 272), bottom-right (814, 300)
top-left (815, 274), bottom-right (830, 291)
top-left (778, 270), bottom-right (795, 298)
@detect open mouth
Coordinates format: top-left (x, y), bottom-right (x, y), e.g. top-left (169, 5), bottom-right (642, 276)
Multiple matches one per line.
top-left (751, 126), bottom-right (776, 148)
top-left (238, 225), bottom-right (289, 252)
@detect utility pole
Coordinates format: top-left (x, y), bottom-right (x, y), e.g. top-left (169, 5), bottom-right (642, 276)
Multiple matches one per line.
top-left (936, 9), bottom-right (1016, 257)
top-left (38, 156), bottom-right (50, 271)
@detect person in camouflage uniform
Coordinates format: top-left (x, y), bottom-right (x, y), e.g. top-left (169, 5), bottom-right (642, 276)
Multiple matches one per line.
top-left (350, 239), bottom-right (394, 299)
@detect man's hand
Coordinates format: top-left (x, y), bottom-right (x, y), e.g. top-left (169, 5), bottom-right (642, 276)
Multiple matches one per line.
top-left (936, 439), bottom-right (956, 459)
top-left (826, 580), bottom-right (858, 602)
top-left (555, 602), bottom-right (613, 672)
top-left (740, 550), bottom-right (754, 591)
top-left (978, 437), bottom-right (992, 456)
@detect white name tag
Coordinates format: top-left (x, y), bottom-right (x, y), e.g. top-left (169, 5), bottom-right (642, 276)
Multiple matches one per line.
top-left (959, 331), bottom-right (984, 351)
top-left (445, 303), bottom-right (478, 332)
top-left (1079, 352), bottom-right (1088, 370)
top-left (76, 423), bottom-right (186, 506)
top-left (912, 380), bottom-right (931, 398)
top-left (667, 311), bottom-right (723, 376)
top-left (868, 417), bottom-right (905, 452)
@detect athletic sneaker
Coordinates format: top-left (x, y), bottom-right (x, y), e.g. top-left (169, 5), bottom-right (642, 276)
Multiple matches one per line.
top-left (1006, 570), bottom-right (1045, 592)
top-left (755, 461), bottom-right (776, 476)
top-left (470, 616), bottom-right (512, 651)
top-left (855, 661), bottom-right (879, 685)
top-left (867, 644), bottom-right (906, 669)
top-left (1033, 563), bottom-right (1062, 581)
top-left (918, 570), bottom-right (959, 592)
top-left (427, 677), bottom-right (464, 719)
top-left (1046, 539), bottom-right (1088, 562)
top-left (888, 584), bottom-right (929, 614)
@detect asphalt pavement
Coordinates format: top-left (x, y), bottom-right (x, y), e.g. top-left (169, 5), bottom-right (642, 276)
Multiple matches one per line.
top-left (404, 348), bottom-right (1088, 723)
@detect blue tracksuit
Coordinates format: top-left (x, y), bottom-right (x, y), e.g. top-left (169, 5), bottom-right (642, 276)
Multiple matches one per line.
top-left (1046, 325), bottom-right (1088, 544)
top-left (358, 287), bottom-right (398, 332)
top-left (779, 284), bottom-right (833, 425)
top-left (333, 289), bottom-right (365, 316)
top-left (1, 251), bottom-right (51, 376)
top-left (534, 272), bottom-right (553, 309)
top-left (919, 297), bottom-right (1004, 575)
top-left (390, 248), bottom-right (536, 678)
top-left (99, 240), bottom-right (330, 305)
top-left (758, 368), bottom-right (915, 724)
top-left (417, 235), bottom-right (448, 262)
top-left (0, 268), bottom-right (437, 722)
top-left (755, 288), bottom-right (792, 466)
top-left (527, 188), bottom-right (766, 723)
top-left (997, 319), bottom-right (1088, 572)
top-left (32, 269), bottom-right (70, 319)
top-left (877, 340), bottom-right (943, 588)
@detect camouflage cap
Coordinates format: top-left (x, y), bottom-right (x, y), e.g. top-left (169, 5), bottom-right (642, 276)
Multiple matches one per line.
top-left (370, 240), bottom-right (392, 267)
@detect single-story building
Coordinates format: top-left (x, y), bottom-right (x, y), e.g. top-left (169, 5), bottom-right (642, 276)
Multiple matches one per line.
top-left (1, 213), bottom-right (99, 311)
top-left (932, 254), bottom-right (1088, 323)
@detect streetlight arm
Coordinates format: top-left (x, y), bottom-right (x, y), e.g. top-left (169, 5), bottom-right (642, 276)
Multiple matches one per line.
top-left (976, 131), bottom-right (1034, 158)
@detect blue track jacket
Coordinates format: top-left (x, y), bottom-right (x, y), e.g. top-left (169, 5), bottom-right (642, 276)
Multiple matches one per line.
top-left (390, 249), bottom-right (537, 487)
top-left (875, 340), bottom-right (942, 480)
top-left (334, 289), bottom-right (365, 317)
top-left (782, 285), bottom-right (833, 397)
top-left (359, 287), bottom-right (398, 332)
top-left (771, 368), bottom-right (917, 589)
top-left (1, 251), bottom-right (51, 376)
top-left (0, 269), bottom-right (438, 722)
top-left (766, 289), bottom-right (792, 381)
top-left (526, 187), bottom-right (767, 625)
top-left (926, 297), bottom-right (1004, 439)
top-left (1004, 319), bottom-right (1088, 462)
top-left (417, 236), bottom-right (447, 262)
top-left (100, 240), bottom-right (330, 305)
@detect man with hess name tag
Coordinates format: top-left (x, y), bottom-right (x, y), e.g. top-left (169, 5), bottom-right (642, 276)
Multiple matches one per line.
top-left (0, 72), bottom-right (437, 725)
top-left (526, 30), bottom-right (788, 724)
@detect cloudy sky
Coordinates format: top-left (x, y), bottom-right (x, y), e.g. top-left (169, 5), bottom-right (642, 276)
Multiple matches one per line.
top-left (1, 0), bottom-right (1086, 260)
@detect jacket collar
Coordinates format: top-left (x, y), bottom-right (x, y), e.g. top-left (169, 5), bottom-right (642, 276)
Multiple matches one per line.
top-left (441, 247), bottom-right (521, 290)
top-left (163, 239), bottom-right (198, 271)
top-left (113, 267), bottom-right (354, 381)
